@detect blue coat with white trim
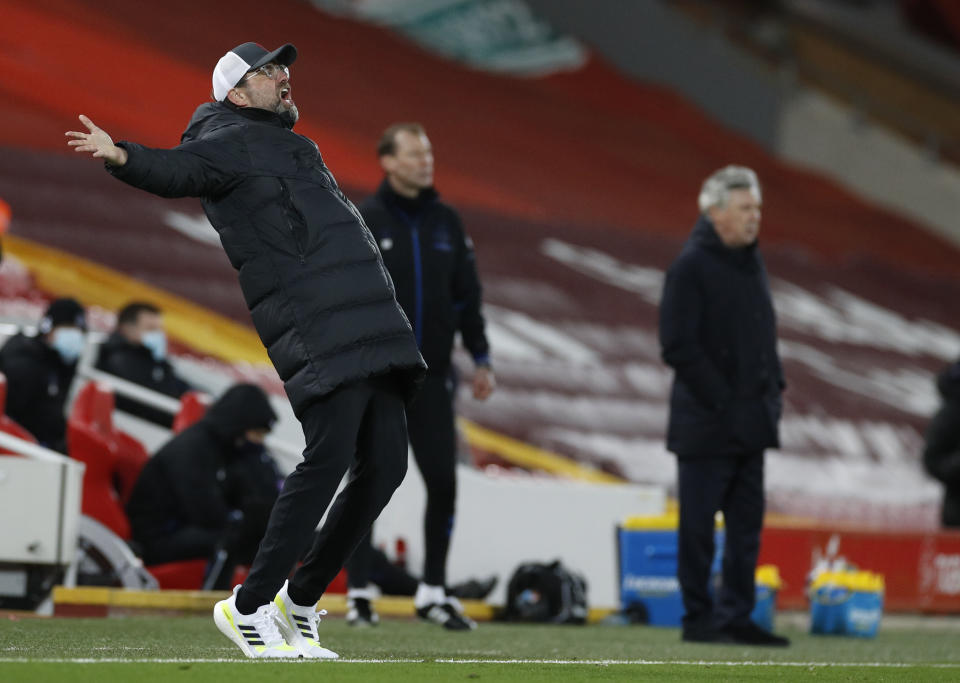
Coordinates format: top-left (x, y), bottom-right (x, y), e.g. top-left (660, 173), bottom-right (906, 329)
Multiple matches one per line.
top-left (360, 180), bottom-right (490, 376)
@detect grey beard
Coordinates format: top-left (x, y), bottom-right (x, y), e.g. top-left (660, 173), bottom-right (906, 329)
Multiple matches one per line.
top-left (277, 102), bottom-right (299, 127)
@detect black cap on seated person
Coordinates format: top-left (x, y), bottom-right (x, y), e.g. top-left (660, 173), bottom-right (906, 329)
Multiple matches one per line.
top-left (212, 42), bottom-right (298, 101)
top-left (39, 297), bottom-right (87, 334)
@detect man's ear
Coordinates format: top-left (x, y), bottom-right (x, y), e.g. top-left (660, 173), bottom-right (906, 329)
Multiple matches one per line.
top-left (226, 88), bottom-right (247, 107)
top-left (379, 154), bottom-right (395, 174)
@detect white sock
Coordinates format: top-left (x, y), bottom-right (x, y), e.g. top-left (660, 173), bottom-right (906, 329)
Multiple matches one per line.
top-left (347, 586), bottom-right (376, 601)
top-left (414, 583), bottom-right (446, 608)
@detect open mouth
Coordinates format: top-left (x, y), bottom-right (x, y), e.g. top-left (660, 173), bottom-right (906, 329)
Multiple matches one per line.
top-left (280, 86), bottom-right (293, 105)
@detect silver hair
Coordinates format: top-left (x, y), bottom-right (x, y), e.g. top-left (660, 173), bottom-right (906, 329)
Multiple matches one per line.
top-left (697, 165), bottom-right (761, 213)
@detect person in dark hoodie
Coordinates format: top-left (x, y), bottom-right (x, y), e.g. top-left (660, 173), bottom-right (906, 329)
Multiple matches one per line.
top-left (0, 298), bottom-right (87, 452)
top-left (659, 166), bottom-right (788, 647)
top-left (96, 301), bottom-right (191, 427)
top-left (126, 384), bottom-right (280, 590)
top-left (923, 361), bottom-right (960, 528)
top-left (67, 42), bottom-right (425, 659)
top-left (346, 123), bottom-right (494, 630)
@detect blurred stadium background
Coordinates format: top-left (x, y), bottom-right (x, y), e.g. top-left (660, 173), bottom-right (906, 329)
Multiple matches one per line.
top-left (2, 0), bottom-right (960, 650)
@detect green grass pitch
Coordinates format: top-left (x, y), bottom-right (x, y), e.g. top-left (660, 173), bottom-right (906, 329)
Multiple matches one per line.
top-left (2, 615), bottom-right (959, 682)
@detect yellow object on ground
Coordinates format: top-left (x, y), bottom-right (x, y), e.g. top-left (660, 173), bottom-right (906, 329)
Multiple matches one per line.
top-left (756, 564), bottom-right (783, 590)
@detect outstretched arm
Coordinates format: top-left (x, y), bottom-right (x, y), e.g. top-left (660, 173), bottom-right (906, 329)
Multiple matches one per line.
top-left (65, 112), bottom-right (246, 198)
top-left (65, 115), bottom-right (128, 166)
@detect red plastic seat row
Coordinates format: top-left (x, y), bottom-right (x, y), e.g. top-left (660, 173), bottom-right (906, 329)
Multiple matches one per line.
top-left (67, 382), bottom-right (242, 589)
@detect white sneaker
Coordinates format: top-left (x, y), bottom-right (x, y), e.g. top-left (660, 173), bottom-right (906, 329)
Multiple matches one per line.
top-left (213, 585), bottom-right (301, 659)
top-left (418, 595), bottom-right (478, 631)
top-left (273, 580), bottom-right (339, 659)
top-left (414, 583), bottom-right (477, 631)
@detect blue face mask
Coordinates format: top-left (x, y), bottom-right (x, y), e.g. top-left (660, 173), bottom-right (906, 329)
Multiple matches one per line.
top-left (142, 330), bottom-right (167, 362)
top-left (51, 327), bottom-right (84, 364)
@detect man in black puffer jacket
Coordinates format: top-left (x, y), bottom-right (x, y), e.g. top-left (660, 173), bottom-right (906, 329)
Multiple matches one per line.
top-left (126, 384), bottom-right (280, 589)
top-left (923, 361), bottom-right (960, 528)
top-left (68, 42), bottom-right (426, 659)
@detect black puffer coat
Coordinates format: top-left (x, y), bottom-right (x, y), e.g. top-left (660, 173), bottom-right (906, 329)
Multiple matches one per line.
top-left (659, 216), bottom-right (784, 457)
top-left (108, 102), bottom-right (425, 415)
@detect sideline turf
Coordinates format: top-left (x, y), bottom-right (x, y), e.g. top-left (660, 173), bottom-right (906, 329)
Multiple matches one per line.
top-left (0, 662), bottom-right (956, 683)
top-left (2, 617), bottom-right (959, 681)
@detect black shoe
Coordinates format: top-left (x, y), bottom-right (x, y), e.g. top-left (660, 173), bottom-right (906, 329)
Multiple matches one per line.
top-left (417, 601), bottom-right (476, 631)
top-left (724, 622), bottom-right (790, 647)
top-left (449, 576), bottom-right (498, 601)
top-left (681, 626), bottom-right (736, 644)
top-left (346, 597), bottom-right (379, 627)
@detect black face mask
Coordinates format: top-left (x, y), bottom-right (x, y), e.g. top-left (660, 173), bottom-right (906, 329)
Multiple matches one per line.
top-left (234, 438), bottom-right (266, 459)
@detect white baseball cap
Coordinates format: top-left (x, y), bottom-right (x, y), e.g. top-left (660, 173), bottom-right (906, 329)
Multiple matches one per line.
top-left (212, 42), bottom-right (297, 101)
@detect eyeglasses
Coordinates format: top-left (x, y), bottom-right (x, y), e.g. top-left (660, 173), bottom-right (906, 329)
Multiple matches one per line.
top-left (239, 63), bottom-right (289, 85)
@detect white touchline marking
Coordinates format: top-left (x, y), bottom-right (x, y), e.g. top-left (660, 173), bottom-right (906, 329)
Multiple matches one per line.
top-left (436, 659), bottom-right (960, 668)
top-left (2, 658), bottom-right (960, 667)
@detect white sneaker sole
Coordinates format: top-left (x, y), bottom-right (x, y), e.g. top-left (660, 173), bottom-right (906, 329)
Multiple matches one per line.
top-left (213, 599), bottom-right (301, 659)
top-left (274, 605), bottom-right (339, 659)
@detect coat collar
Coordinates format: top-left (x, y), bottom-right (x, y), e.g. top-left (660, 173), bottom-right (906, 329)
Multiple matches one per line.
top-left (692, 215), bottom-right (759, 269)
top-left (376, 178), bottom-right (439, 217)
top-left (222, 100), bottom-right (293, 129)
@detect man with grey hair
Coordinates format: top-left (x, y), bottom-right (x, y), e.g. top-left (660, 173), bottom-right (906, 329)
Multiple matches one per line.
top-left (658, 165), bottom-right (788, 646)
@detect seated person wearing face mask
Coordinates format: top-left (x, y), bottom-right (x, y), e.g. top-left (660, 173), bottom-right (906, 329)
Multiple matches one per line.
top-left (0, 298), bottom-right (87, 453)
top-left (95, 301), bottom-right (192, 427)
top-left (126, 384), bottom-right (281, 589)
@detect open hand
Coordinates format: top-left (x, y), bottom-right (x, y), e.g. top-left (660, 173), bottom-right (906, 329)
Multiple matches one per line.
top-left (65, 114), bottom-right (127, 166)
top-left (472, 366), bottom-right (496, 401)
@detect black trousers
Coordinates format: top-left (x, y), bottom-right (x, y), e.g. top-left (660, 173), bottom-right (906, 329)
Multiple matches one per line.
top-left (677, 451), bottom-right (765, 633)
top-left (346, 372), bottom-right (457, 588)
top-left (238, 375), bottom-right (408, 607)
top-left (943, 484), bottom-right (960, 528)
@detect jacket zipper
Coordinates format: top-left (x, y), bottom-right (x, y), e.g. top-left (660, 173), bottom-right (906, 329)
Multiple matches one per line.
top-left (278, 179), bottom-right (306, 265)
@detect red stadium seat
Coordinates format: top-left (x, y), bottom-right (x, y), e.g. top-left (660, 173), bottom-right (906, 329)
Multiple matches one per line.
top-left (67, 381), bottom-right (144, 538)
top-left (172, 390), bottom-right (211, 434)
top-left (68, 381), bottom-right (248, 590)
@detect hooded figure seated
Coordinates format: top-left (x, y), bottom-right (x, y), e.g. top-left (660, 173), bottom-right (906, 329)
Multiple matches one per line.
top-left (126, 383), bottom-right (280, 588)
